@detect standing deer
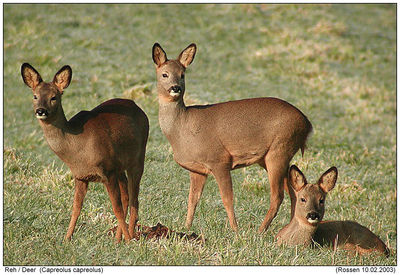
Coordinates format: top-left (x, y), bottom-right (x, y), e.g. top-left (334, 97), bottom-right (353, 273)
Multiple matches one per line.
top-left (21, 63), bottom-right (149, 242)
top-left (152, 43), bottom-right (313, 233)
top-left (276, 165), bottom-right (389, 257)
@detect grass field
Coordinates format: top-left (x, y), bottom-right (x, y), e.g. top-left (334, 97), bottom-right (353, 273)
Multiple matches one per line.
top-left (3, 4), bottom-right (396, 266)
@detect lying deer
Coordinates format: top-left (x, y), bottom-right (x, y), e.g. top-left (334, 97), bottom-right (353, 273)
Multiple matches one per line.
top-left (276, 165), bottom-right (389, 257)
top-left (152, 43), bottom-right (313, 233)
top-left (21, 63), bottom-right (149, 242)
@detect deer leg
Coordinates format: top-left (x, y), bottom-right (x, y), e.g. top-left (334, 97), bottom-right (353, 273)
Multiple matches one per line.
top-left (65, 179), bottom-right (88, 241)
top-left (185, 171), bottom-right (207, 229)
top-left (258, 156), bottom-right (288, 233)
top-left (127, 165), bottom-right (143, 237)
top-left (283, 175), bottom-right (296, 220)
top-left (115, 173), bottom-right (129, 241)
top-left (212, 168), bottom-right (238, 231)
top-left (105, 174), bottom-right (130, 242)
top-left (260, 162), bottom-right (295, 221)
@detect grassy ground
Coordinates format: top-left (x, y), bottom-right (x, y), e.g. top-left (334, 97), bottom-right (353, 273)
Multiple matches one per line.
top-left (3, 4), bottom-right (396, 266)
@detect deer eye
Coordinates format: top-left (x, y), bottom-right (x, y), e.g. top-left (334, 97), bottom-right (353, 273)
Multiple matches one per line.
top-left (300, 198), bottom-right (306, 203)
top-left (33, 95), bottom-right (38, 100)
top-left (319, 199), bottom-right (325, 204)
top-left (51, 96), bottom-right (57, 101)
top-left (162, 73), bottom-right (168, 78)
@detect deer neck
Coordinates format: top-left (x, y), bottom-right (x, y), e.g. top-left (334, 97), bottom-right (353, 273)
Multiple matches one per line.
top-left (158, 93), bottom-right (187, 138)
top-left (283, 218), bottom-right (318, 246)
top-left (37, 104), bottom-right (72, 156)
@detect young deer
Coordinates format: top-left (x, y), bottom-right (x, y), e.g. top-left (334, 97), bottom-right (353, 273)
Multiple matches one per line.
top-left (21, 63), bottom-right (149, 242)
top-left (152, 43), bottom-right (313, 233)
top-left (276, 165), bottom-right (389, 257)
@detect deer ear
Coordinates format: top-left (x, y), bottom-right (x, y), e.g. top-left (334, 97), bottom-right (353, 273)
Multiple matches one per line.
top-left (53, 65), bottom-right (72, 93)
top-left (178, 43), bottom-right (196, 68)
top-left (289, 165), bottom-right (307, 191)
top-left (318, 167), bottom-right (338, 193)
top-left (152, 43), bottom-right (168, 67)
top-left (21, 63), bottom-right (43, 90)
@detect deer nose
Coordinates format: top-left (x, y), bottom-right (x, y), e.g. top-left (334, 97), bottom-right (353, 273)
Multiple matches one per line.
top-left (170, 85), bottom-right (182, 93)
top-left (35, 108), bottom-right (49, 119)
top-left (306, 212), bottom-right (321, 223)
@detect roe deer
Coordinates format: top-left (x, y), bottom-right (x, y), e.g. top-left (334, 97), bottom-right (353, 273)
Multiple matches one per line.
top-left (276, 165), bottom-right (389, 257)
top-left (152, 43), bottom-right (313, 233)
top-left (21, 63), bottom-right (149, 242)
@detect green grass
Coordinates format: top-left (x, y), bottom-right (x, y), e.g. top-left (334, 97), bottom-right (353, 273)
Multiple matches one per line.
top-left (3, 4), bottom-right (396, 266)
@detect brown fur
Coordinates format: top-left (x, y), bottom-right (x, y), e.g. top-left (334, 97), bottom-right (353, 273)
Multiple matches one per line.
top-left (276, 165), bottom-right (389, 257)
top-left (21, 63), bottom-right (149, 242)
top-left (152, 43), bottom-right (313, 233)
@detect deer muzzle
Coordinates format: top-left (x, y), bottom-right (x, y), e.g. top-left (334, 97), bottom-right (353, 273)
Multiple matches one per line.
top-left (306, 211), bottom-right (321, 224)
top-left (35, 108), bottom-right (49, 120)
top-left (169, 85), bottom-right (182, 97)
